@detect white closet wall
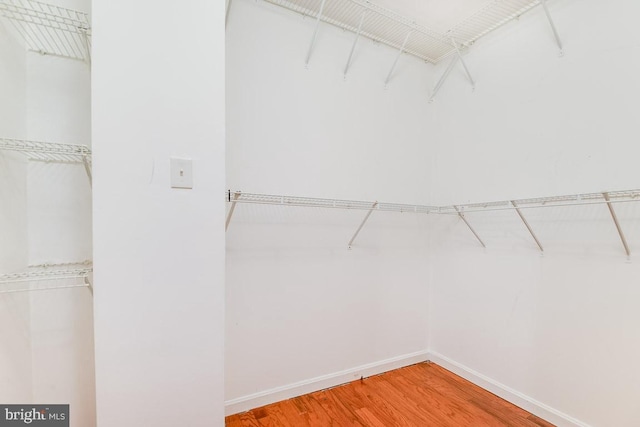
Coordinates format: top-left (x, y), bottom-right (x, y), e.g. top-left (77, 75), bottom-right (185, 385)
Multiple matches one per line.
top-left (429, 1), bottom-right (640, 426)
top-left (226, 0), bottom-right (435, 413)
top-left (26, 44), bottom-right (95, 427)
top-left (0, 16), bottom-right (31, 403)
top-left (92, 0), bottom-right (226, 425)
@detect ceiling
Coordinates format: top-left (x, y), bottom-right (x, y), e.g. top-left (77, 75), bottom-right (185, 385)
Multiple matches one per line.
top-left (263, 0), bottom-right (543, 63)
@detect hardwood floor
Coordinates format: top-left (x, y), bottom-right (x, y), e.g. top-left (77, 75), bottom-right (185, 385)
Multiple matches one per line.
top-left (226, 362), bottom-right (555, 426)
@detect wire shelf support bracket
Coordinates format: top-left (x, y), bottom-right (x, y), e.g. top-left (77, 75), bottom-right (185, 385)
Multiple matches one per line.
top-left (603, 192), bottom-right (631, 259)
top-left (384, 32), bottom-right (411, 86)
top-left (454, 206), bottom-right (486, 248)
top-left (0, 0), bottom-right (92, 63)
top-left (539, 0), bottom-right (563, 56)
top-left (511, 200), bottom-right (544, 252)
top-left (348, 201), bottom-right (378, 249)
top-left (305, 0), bottom-right (327, 66)
top-left (343, 9), bottom-right (366, 78)
top-left (226, 191), bottom-right (241, 231)
top-left (451, 38), bottom-right (475, 89)
top-left (429, 54), bottom-right (459, 102)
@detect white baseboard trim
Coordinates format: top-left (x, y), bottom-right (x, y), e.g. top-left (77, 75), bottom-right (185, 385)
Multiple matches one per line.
top-left (427, 351), bottom-right (592, 427)
top-left (224, 349), bottom-right (429, 416)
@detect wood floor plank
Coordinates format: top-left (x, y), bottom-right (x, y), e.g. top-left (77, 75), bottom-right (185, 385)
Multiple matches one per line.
top-left (238, 412), bottom-right (262, 427)
top-left (419, 363), bottom-right (549, 427)
top-left (382, 368), bottom-right (508, 426)
top-left (314, 388), bottom-right (366, 426)
top-left (333, 379), bottom-right (415, 427)
top-left (402, 364), bottom-right (533, 426)
top-left (226, 362), bottom-right (556, 427)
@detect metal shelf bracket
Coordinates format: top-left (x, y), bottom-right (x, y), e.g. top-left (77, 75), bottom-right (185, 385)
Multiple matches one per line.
top-left (384, 32), bottom-right (411, 86)
top-left (226, 191), bottom-right (241, 231)
top-left (452, 38), bottom-right (475, 89)
top-left (348, 201), bottom-right (378, 249)
top-left (603, 192), bottom-right (631, 258)
top-left (454, 206), bottom-right (486, 248)
top-left (343, 10), bottom-right (366, 78)
top-left (305, 0), bottom-right (326, 66)
top-left (539, 0), bottom-right (563, 56)
top-left (429, 54), bottom-right (459, 102)
top-left (511, 200), bottom-right (544, 252)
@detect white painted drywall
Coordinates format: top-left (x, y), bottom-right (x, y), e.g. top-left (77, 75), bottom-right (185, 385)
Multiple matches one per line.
top-left (429, 1), bottom-right (640, 426)
top-left (22, 0), bottom-right (95, 422)
top-left (225, 0), bottom-right (433, 411)
top-left (0, 18), bottom-right (31, 404)
top-left (92, 0), bottom-right (226, 425)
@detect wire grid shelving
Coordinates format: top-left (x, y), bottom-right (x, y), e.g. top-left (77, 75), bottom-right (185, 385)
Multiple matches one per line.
top-left (264, 0), bottom-right (453, 63)
top-left (0, 0), bottom-right (91, 62)
top-left (446, 0), bottom-right (541, 56)
top-left (226, 189), bottom-right (640, 255)
top-left (0, 138), bottom-right (91, 163)
top-left (0, 262), bottom-right (93, 294)
top-left (227, 189), bottom-right (640, 216)
top-left (262, 0), bottom-right (542, 63)
top-left (440, 190), bottom-right (640, 214)
top-left (227, 191), bottom-right (439, 214)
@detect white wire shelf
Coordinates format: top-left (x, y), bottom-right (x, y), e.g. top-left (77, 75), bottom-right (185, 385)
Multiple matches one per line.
top-left (0, 137), bottom-right (91, 163)
top-left (227, 189), bottom-right (640, 255)
top-left (0, 263), bottom-right (93, 294)
top-left (441, 190), bottom-right (640, 214)
top-left (227, 191), bottom-right (439, 214)
top-left (265, 0), bottom-right (452, 63)
top-left (445, 0), bottom-right (540, 59)
top-left (262, 0), bottom-right (542, 64)
top-left (0, 0), bottom-right (91, 62)
top-left (227, 189), bottom-right (640, 216)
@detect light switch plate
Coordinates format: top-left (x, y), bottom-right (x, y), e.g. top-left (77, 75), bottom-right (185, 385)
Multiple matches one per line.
top-left (170, 158), bottom-right (193, 189)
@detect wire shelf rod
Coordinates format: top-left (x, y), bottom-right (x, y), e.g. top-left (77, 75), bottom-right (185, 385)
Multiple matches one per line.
top-left (0, 264), bottom-right (93, 294)
top-left (0, 268), bottom-right (92, 284)
top-left (227, 192), bottom-right (439, 214)
top-left (0, 138), bottom-right (91, 162)
top-left (227, 189), bottom-right (640, 216)
top-left (264, 0), bottom-right (545, 64)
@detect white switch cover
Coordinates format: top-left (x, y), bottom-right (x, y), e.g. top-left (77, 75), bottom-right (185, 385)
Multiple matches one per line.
top-left (170, 158), bottom-right (193, 189)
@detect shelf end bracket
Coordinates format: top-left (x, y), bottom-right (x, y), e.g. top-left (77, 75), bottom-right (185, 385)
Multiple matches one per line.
top-left (226, 191), bottom-right (241, 232)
